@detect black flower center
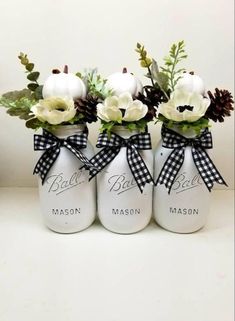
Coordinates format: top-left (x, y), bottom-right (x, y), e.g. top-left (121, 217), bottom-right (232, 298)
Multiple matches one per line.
top-left (177, 105), bottom-right (194, 113)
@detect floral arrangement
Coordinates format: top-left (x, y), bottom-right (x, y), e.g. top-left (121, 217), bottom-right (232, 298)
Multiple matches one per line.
top-left (97, 68), bottom-right (157, 135)
top-left (135, 41), bottom-right (234, 133)
top-left (0, 54), bottom-right (108, 130)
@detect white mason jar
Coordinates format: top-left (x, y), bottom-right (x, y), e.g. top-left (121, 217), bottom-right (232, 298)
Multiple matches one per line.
top-left (97, 126), bottom-right (153, 234)
top-left (37, 124), bottom-right (96, 233)
top-left (154, 126), bottom-right (210, 233)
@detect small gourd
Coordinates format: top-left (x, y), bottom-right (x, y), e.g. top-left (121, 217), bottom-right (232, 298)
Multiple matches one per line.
top-left (105, 68), bottom-right (143, 97)
top-left (42, 65), bottom-right (87, 99)
top-left (176, 72), bottom-right (205, 95)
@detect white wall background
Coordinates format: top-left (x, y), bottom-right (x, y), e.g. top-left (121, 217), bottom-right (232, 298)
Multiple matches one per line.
top-left (0, 0), bottom-right (234, 188)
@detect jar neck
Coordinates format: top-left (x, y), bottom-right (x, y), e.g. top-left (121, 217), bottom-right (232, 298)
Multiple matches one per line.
top-left (50, 124), bottom-right (86, 138)
top-left (111, 125), bottom-right (139, 139)
top-left (166, 125), bottom-right (200, 139)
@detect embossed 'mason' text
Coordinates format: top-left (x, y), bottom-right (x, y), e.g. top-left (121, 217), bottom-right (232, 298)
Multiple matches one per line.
top-left (169, 207), bottom-right (199, 215)
top-left (52, 208), bottom-right (81, 215)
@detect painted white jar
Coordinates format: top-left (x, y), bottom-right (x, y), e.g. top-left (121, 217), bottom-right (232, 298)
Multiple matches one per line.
top-left (97, 127), bottom-right (153, 234)
top-left (154, 127), bottom-right (210, 233)
top-left (37, 125), bottom-right (96, 233)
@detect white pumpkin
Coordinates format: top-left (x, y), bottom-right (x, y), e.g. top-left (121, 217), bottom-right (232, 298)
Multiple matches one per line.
top-left (105, 68), bottom-right (143, 97)
top-left (42, 66), bottom-right (87, 100)
top-left (176, 73), bottom-right (205, 95)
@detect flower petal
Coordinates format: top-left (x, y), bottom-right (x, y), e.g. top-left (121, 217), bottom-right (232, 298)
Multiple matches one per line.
top-left (123, 101), bottom-right (148, 122)
top-left (104, 96), bottom-right (118, 107)
top-left (117, 92), bottom-right (133, 110)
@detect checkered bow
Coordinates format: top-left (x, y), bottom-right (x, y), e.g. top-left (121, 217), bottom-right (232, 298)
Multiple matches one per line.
top-left (155, 125), bottom-right (227, 194)
top-left (83, 132), bottom-right (154, 193)
top-left (33, 129), bottom-right (94, 184)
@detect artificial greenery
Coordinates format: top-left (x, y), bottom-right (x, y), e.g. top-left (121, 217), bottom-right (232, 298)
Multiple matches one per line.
top-left (77, 68), bottom-right (111, 99)
top-left (18, 53), bottom-right (43, 100)
top-left (0, 89), bottom-right (36, 121)
top-left (100, 119), bottom-right (148, 138)
top-left (157, 114), bottom-right (210, 135)
top-left (135, 41), bottom-right (187, 95)
top-left (160, 40), bottom-right (187, 92)
top-left (135, 43), bottom-right (153, 85)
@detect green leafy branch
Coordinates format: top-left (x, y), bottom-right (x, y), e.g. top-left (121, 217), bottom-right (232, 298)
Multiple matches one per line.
top-left (18, 52), bottom-right (43, 100)
top-left (100, 119), bottom-right (148, 138)
top-left (157, 114), bottom-right (210, 135)
top-left (135, 43), bottom-right (170, 100)
top-left (135, 43), bottom-right (154, 86)
top-left (0, 89), bottom-right (36, 121)
top-left (160, 40), bottom-right (187, 92)
top-left (77, 68), bottom-right (112, 99)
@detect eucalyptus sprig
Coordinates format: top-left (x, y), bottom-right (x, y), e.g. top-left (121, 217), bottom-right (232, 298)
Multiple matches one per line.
top-left (18, 52), bottom-right (43, 100)
top-left (160, 40), bottom-right (187, 92)
top-left (0, 89), bottom-right (36, 121)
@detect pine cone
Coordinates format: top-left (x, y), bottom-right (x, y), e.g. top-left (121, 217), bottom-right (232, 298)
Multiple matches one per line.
top-left (205, 88), bottom-right (234, 122)
top-left (136, 86), bottom-right (167, 121)
top-left (74, 94), bottom-right (98, 123)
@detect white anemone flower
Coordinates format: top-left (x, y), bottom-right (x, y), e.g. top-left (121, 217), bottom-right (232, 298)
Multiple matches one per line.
top-left (158, 89), bottom-right (210, 122)
top-left (97, 92), bottom-right (148, 122)
top-left (31, 97), bottom-right (76, 125)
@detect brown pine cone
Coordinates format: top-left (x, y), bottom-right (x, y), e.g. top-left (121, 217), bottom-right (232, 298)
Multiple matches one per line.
top-left (74, 95), bottom-right (98, 123)
top-left (205, 88), bottom-right (234, 122)
top-left (136, 86), bottom-right (167, 121)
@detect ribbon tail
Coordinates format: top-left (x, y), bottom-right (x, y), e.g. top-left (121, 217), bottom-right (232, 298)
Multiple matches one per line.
top-left (192, 147), bottom-right (227, 192)
top-left (127, 147), bottom-right (154, 194)
top-left (33, 147), bottom-right (60, 184)
top-left (64, 143), bottom-right (95, 170)
top-left (84, 147), bottom-right (120, 180)
top-left (155, 148), bottom-right (185, 194)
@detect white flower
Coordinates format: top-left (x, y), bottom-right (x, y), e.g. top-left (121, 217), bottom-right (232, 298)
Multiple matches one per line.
top-left (31, 97), bottom-right (76, 125)
top-left (158, 89), bottom-right (210, 122)
top-left (97, 92), bottom-right (148, 122)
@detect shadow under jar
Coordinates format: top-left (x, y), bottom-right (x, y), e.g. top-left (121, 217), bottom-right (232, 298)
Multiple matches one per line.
top-left (37, 124), bottom-right (96, 233)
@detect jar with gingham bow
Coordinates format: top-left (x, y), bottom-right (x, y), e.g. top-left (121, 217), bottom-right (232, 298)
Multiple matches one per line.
top-left (34, 125), bottom-right (96, 233)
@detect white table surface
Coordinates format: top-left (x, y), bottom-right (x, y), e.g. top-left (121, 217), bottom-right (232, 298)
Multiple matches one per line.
top-left (0, 188), bottom-right (234, 321)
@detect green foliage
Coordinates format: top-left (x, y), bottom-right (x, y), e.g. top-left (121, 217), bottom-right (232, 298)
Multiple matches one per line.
top-left (77, 68), bottom-right (112, 99)
top-left (0, 89), bottom-right (36, 121)
top-left (157, 114), bottom-right (210, 135)
top-left (160, 40), bottom-right (187, 92)
top-left (18, 52), bottom-right (43, 99)
top-left (67, 114), bottom-right (85, 124)
top-left (135, 43), bottom-right (152, 68)
top-left (100, 119), bottom-right (148, 138)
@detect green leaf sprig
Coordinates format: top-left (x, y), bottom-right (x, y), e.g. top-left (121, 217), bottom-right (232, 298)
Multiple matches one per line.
top-left (135, 43), bottom-right (154, 86)
top-left (135, 43), bottom-right (169, 99)
top-left (18, 52), bottom-right (43, 100)
top-left (100, 119), bottom-right (147, 138)
top-left (160, 40), bottom-right (187, 92)
top-left (77, 68), bottom-right (112, 99)
top-left (157, 114), bottom-right (210, 135)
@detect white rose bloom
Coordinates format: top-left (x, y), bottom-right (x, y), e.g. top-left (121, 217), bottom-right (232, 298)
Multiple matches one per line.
top-left (158, 89), bottom-right (210, 122)
top-left (97, 92), bottom-right (147, 122)
top-left (31, 97), bottom-right (76, 125)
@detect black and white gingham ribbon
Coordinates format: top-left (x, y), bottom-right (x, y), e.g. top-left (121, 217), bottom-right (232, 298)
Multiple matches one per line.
top-left (83, 132), bottom-right (154, 193)
top-left (34, 129), bottom-right (93, 184)
top-left (155, 125), bottom-right (227, 194)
